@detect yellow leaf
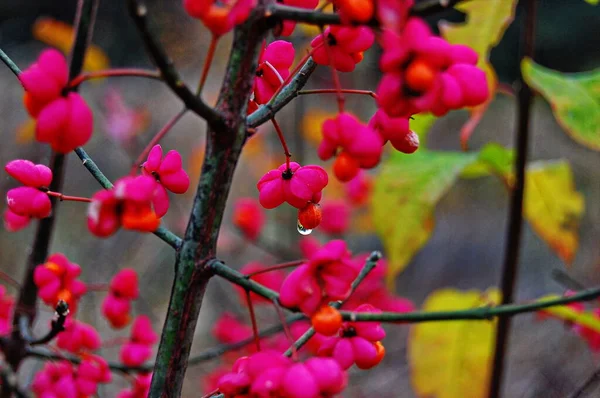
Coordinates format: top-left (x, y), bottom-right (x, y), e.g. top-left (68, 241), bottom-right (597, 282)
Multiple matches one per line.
top-left (524, 161), bottom-right (585, 265)
top-left (439, 0), bottom-right (517, 147)
top-left (409, 288), bottom-right (501, 398)
top-left (15, 119), bottom-right (36, 144)
top-left (538, 295), bottom-right (600, 333)
top-left (301, 108), bottom-right (337, 147)
top-left (33, 17), bottom-right (109, 72)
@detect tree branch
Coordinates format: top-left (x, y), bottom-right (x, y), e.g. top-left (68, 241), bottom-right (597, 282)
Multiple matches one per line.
top-left (247, 58), bottom-right (316, 128)
top-left (127, 0), bottom-right (225, 130)
top-left (266, 0), bottom-right (471, 27)
top-left (489, 0), bottom-right (537, 397)
top-left (28, 300), bottom-right (68, 346)
top-left (73, 147), bottom-right (183, 249)
top-left (147, 1), bottom-right (271, 396)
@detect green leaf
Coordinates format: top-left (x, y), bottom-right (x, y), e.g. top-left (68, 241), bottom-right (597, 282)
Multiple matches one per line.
top-left (522, 57), bottom-right (600, 151)
top-left (584, 0), bottom-right (598, 5)
top-left (409, 113), bottom-right (437, 149)
top-left (372, 150), bottom-right (478, 286)
top-left (461, 143), bottom-right (514, 179)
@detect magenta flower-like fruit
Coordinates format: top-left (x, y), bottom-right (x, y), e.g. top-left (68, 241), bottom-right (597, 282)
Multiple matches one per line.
top-left (120, 315), bottom-right (158, 367)
top-left (142, 145), bottom-right (190, 217)
top-left (311, 26), bottom-right (375, 72)
top-left (254, 40), bottom-right (295, 104)
top-left (318, 304), bottom-right (386, 370)
top-left (279, 240), bottom-right (358, 315)
top-left (257, 162), bottom-right (328, 209)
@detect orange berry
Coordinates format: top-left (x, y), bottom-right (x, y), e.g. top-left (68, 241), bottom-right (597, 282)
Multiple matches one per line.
top-left (57, 289), bottom-right (72, 306)
top-left (44, 261), bottom-right (62, 275)
top-left (23, 92), bottom-right (42, 117)
top-left (311, 306), bottom-right (343, 336)
top-left (405, 59), bottom-right (436, 93)
top-left (339, 0), bottom-right (374, 23)
top-left (333, 152), bottom-right (360, 182)
top-left (121, 205), bottom-right (161, 232)
top-left (374, 341), bottom-right (385, 362)
top-left (298, 202), bottom-right (322, 230)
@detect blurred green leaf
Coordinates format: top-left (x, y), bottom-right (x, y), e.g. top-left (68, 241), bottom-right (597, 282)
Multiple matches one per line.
top-left (372, 150), bottom-right (478, 286)
top-left (522, 57), bottom-right (600, 151)
top-left (461, 143), bottom-right (514, 179)
top-left (584, 0), bottom-right (598, 5)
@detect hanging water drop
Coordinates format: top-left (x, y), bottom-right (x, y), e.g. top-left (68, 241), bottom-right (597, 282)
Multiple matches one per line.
top-left (297, 219), bottom-right (312, 235)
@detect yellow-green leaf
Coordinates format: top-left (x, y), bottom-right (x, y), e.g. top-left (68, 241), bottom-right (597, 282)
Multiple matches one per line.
top-left (522, 58), bottom-right (600, 151)
top-left (524, 161), bottom-right (585, 265)
top-left (372, 150), bottom-right (478, 286)
top-left (439, 0), bottom-right (518, 148)
top-left (584, 0), bottom-right (598, 5)
top-left (409, 288), bottom-right (500, 398)
top-left (409, 113), bottom-right (437, 148)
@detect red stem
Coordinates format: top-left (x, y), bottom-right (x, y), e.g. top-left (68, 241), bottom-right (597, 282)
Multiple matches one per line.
top-left (273, 300), bottom-right (297, 361)
top-left (298, 89), bottom-right (377, 99)
top-left (86, 283), bottom-right (110, 292)
top-left (0, 272), bottom-right (20, 289)
top-left (245, 260), bottom-right (305, 277)
top-left (46, 191), bottom-right (91, 203)
top-left (197, 35), bottom-right (219, 95)
top-left (68, 68), bottom-right (161, 88)
top-left (130, 108), bottom-right (187, 175)
top-left (320, 28), bottom-right (345, 112)
top-left (245, 290), bottom-right (261, 352)
top-left (271, 118), bottom-right (292, 171)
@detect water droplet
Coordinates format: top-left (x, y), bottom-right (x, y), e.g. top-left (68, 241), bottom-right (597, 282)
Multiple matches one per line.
top-left (297, 219), bottom-right (312, 235)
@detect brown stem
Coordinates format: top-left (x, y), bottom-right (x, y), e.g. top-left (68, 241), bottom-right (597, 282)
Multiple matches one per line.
top-left (298, 89), bottom-right (377, 99)
top-left (45, 191), bottom-right (92, 203)
top-left (488, 1), bottom-right (537, 397)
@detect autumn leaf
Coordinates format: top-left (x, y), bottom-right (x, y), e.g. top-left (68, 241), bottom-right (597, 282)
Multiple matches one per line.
top-left (440, 0), bottom-right (518, 149)
top-left (371, 150), bottom-right (478, 286)
top-left (523, 161), bottom-right (585, 265)
top-left (301, 108), bottom-right (337, 147)
top-left (33, 17), bottom-right (109, 72)
top-left (522, 58), bottom-right (600, 151)
top-left (409, 288), bottom-right (500, 398)
top-left (474, 146), bottom-right (585, 265)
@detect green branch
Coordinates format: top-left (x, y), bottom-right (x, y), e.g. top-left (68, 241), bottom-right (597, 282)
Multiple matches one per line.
top-left (247, 58), bottom-right (317, 128)
top-left (283, 251), bottom-right (382, 356)
top-left (340, 286), bottom-right (600, 323)
top-left (73, 147), bottom-right (182, 250)
top-left (0, 48), bottom-right (21, 77)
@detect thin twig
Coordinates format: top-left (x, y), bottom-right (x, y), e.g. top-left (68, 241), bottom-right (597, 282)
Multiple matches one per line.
top-left (127, 0), bottom-right (225, 129)
top-left (489, 0), bottom-right (537, 397)
top-left (29, 300), bottom-right (68, 346)
top-left (73, 147), bottom-right (183, 249)
top-left (0, 48), bottom-right (21, 76)
top-left (247, 58), bottom-right (317, 128)
top-left (69, 68), bottom-right (161, 88)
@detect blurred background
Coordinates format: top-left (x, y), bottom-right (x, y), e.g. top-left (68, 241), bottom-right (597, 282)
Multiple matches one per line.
top-left (0, 0), bottom-right (599, 396)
